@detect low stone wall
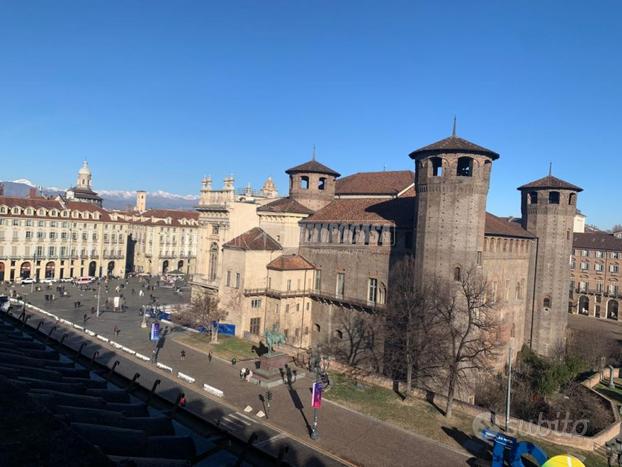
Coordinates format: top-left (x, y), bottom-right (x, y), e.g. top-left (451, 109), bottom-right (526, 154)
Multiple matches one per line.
top-left (582, 367), bottom-right (620, 389)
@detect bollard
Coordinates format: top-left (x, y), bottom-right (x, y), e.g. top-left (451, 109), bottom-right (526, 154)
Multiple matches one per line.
top-left (126, 372), bottom-right (140, 393)
top-left (146, 379), bottom-right (161, 406)
top-left (73, 342), bottom-right (86, 363)
top-left (88, 351), bottom-right (99, 371)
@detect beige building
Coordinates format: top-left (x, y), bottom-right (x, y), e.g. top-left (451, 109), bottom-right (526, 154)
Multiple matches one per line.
top-left (0, 163), bottom-right (199, 282)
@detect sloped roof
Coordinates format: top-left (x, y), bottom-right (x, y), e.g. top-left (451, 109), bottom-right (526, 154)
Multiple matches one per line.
top-left (517, 175), bottom-right (583, 192)
top-left (267, 254), bottom-right (315, 271)
top-left (257, 197), bottom-right (314, 215)
top-left (573, 232), bottom-right (622, 251)
top-left (336, 171), bottom-right (414, 196)
top-left (302, 196), bottom-right (415, 228)
top-left (223, 227), bottom-right (282, 251)
top-left (484, 213), bottom-right (535, 239)
top-left (285, 160), bottom-right (340, 177)
top-left (409, 135), bottom-right (499, 160)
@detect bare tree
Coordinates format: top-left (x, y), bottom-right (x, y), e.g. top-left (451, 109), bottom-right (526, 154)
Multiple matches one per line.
top-left (327, 311), bottom-right (382, 371)
top-left (431, 267), bottom-right (502, 418)
top-left (385, 255), bottom-right (444, 393)
top-left (178, 292), bottom-right (228, 343)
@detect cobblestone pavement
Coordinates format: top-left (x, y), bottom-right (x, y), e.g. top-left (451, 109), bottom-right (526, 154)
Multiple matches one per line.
top-left (6, 278), bottom-right (475, 467)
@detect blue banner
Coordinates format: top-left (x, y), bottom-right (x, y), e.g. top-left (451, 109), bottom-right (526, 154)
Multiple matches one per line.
top-left (150, 322), bottom-right (160, 341)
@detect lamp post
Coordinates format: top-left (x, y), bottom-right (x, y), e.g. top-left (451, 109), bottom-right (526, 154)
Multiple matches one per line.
top-left (96, 280), bottom-right (101, 317)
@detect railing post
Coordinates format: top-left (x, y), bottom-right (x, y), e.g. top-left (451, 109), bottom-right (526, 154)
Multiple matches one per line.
top-left (126, 372), bottom-right (140, 393)
top-left (169, 392), bottom-right (185, 420)
top-left (146, 379), bottom-right (161, 405)
top-left (59, 333), bottom-right (69, 346)
top-left (108, 360), bottom-right (120, 377)
top-left (46, 326), bottom-right (57, 344)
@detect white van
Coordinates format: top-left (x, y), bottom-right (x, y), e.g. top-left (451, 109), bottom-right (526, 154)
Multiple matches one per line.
top-left (74, 277), bottom-right (95, 285)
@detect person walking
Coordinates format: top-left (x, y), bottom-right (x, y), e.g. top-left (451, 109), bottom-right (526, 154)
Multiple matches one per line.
top-left (180, 350), bottom-right (186, 360)
top-left (113, 325), bottom-right (120, 337)
top-left (240, 367), bottom-right (246, 380)
top-left (83, 313), bottom-right (87, 325)
top-left (208, 352), bottom-right (212, 364)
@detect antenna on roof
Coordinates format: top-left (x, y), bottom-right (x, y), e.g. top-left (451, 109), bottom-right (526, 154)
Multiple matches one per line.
top-left (452, 116), bottom-right (457, 137)
top-left (312, 144), bottom-right (316, 161)
top-left (548, 162), bottom-right (552, 177)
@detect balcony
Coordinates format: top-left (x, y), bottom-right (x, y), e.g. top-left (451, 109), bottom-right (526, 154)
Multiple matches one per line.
top-left (310, 290), bottom-right (385, 311)
top-left (243, 288), bottom-right (309, 299)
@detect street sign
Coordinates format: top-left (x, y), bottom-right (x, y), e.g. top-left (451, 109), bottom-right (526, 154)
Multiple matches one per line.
top-left (311, 382), bottom-right (322, 409)
top-left (150, 322), bottom-right (160, 341)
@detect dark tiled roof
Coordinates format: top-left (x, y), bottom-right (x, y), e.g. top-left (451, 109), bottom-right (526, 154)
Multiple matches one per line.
top-left (517, 175), bottom-right (583, 192)
top-left (484, 213), bottom-right (535, 239)
top-left (573, 232), bottom-right (622, 252)
top-left (69, 187), bottom-right (102, 200)
top-left (267, 254), bottom-right (315, 271)
top-left (302, 196), bottom-right (415, 228)
top-left (257, 197), bottom-right (314, 215)
top-left (336, 171), bottom-right (414, 196)
top-left (409, 135), bottom-right (499, 160)
top-left (285, 160), bottom-right (340, 177)
top-left (223, 227), bottom-right (282, 251)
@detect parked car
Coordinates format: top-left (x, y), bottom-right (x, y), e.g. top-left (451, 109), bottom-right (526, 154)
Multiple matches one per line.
top-left (41, 278), bottom-right (55, 284)
top-left (20, 278), bottom-right (35, 285)
top-left (74, 277), bottom-right (95, 285)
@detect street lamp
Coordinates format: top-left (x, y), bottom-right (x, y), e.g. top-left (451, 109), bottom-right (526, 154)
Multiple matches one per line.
top-left (96, 280), bottom-right (101, 317)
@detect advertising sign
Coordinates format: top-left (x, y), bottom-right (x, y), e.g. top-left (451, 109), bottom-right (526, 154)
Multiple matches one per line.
top-left (150, 322), bottom-right (160, 341)
top-left (311, 381), bottom-right (322, 409)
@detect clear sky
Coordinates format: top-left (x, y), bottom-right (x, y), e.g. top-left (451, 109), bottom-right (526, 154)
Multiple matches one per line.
top-left (1, 1), bottom-right (620, 228)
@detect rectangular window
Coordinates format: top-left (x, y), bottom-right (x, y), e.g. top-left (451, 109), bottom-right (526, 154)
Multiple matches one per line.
top-left (581, 250), bottom-right (588, 257)
top-left (25, 231), bottom-right (32, 239)
top-left (235, 272), bottom-right (240, 289)
top-left (368, 278), bottom-right (378, 303)
top-left (249, 317), bottom-right (261, 335)
top-left (226, 270), bottom-right (231, 287)
top-left (612, 252), bottom-right (620, 259)
top-left (595, 251), bottom-right (603, 258)
top-left (595, 263), bottom-right (604, 272)
top-left (579, 281), bottom-right (587, 292)
top-left (336, 273), bottom-right (345, 298)
top-left (251, 299), bottom-right (262, 308)
top-left (580, 262), bottom-right (588, 270)
top-left (314, 270), bottom-right (321, 291)
top-left (596, 281), bottom-right (603, 293)
top-left (610, 265), bottom-right (620, 273)
top-left (287, 279), bottom-right (291, 291)
top-left (609, 284), bottom-right (618, 295)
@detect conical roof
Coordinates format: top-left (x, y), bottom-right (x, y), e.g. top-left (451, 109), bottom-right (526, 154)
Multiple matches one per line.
top-left (285, 160), bottom-right (340, 177)
top-left (409, 135), bottom-right (499, 160)
top-left (517, 175), bottom-right (582, 192)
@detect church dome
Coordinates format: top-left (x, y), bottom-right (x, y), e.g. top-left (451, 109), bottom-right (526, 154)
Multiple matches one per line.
top-left (78, 160), bottom-right (91, 176)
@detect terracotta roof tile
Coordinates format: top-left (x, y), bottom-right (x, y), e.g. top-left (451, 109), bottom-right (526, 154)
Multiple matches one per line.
top-left (573, 232), bottom-right (622, 252)
top-left (285, 159), bottom-right (340, 177)
top-left (484, 213), bottom-right (535, 239)
top-left (267, 254), bottom-right (315, 271)
top-left (257, 197), bottom-right (314, 215)
top-left (517, 175), bottom-right (583, 192)
top-left (223, 227), bottom-right (282, 251)
top-left (336, 171), bottom-right (414, 196)
top-left (409, 135), bottom-right (499, 160)
top-left (302, 196), bottom-right (415, 227)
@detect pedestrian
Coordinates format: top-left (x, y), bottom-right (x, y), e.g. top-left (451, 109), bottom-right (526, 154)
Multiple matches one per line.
top-left (114, 325), bottom-right (120, 337)
top-left (180, 350), bottom-right (186, 360)
top-left (208, 352), bottom-right (212, 363)
top-left (240, 367), bottom-right (246, 380)
top-left (231, 356), bottom-right (237, 366)
top-left (83, 313), bottom-right (87, 325)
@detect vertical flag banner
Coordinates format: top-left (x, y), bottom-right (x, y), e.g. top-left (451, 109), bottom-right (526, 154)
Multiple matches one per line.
top-left (311, 382), bottom-right (322, 408)
top-left (150, 322), bottom-right (160, 341)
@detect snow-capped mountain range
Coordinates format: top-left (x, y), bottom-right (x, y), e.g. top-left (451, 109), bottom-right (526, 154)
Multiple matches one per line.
top-left (1, 179), bottom-right (199, 210)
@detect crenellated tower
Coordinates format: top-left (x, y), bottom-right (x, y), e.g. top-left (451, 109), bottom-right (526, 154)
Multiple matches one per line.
top-left (518, 174), bottom-right (582, 356)
top-left (409, 131), bottom-right (499, 285)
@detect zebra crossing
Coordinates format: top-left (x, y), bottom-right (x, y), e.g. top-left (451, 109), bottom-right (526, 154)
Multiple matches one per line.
top-left (220, 411), bottom-right (255, 432)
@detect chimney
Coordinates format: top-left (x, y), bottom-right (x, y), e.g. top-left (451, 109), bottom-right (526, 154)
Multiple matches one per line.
top-left (136, 191), bottom-right (147, 212)
top-left (28, 187), bottom-right (38, 199)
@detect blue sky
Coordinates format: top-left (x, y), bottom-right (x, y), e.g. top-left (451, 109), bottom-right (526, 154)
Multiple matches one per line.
top-left (0, 1), bottom-right (620, 228)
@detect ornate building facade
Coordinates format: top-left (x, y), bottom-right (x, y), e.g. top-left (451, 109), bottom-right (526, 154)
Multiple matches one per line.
top-left (194, 132), bottom-right (583, 359)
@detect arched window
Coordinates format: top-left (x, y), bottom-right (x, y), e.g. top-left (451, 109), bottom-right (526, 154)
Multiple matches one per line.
top-left (300, 176), bottom-right (309, 190)
top-left (569, 193), bottom-right (576, 205)
top-left (208, 243), bottom-right (218, 281)
top-left (456, 157), bottom-right (473, 177)
top-left (548, 191), bottom-right (560, 204)
top-left (607, 300), bottom-right (618, 320)
top-left (318, 177), bottom-right (326, 190)
top-left (431, 157), bottom-right (443, 177)
top-left (543, 297), bottom-right (551, 308)
top-left (453, 266), bottom-right (461, 281)
top-left (528, 191), bottom-right (538, 204)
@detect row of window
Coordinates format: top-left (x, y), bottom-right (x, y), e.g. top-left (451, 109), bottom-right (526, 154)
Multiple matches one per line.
top-left (0, 245), bottom-right (123, 258)
top-left (0, 206), bottom-right (102, 219)
top-left (248, 317), bottom-right (311, 339)
top-left (225, 270), bottom-right (242, 289)
top-left (0, 219), bottom-right (126, 230)
top-left (571, 259), bottom-right (620, 273)
top-left (575, 249), bottom-right (620, 259)
top-left (572, 280), bottom-right (619, 295)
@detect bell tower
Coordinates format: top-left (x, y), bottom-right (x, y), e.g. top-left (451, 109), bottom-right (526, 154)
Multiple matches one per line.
top-left (285, 153), bottom-right (339, 212)
top-left (518, 174), bottom-right (582, 356)
top-left (410, 129), bottom-right (499, 285)
top-left (77, 160), bottom-right (92, 190)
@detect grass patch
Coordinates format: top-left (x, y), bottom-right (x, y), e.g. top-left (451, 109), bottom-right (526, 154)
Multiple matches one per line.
top-left (325, 372), bottom-right (608, 466)
top-left (175, 333), bottom-right (258, 360)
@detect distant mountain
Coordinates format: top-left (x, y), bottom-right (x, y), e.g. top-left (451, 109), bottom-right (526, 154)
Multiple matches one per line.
top-left (1, 180), bottom-right (199, 211)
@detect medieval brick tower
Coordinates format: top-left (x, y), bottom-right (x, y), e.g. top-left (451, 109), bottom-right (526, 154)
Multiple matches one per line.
top-left (518, 175), bottom-right (582, 356)
top-left (409, 130), bottom-right (499, 285)
top-left (286, 157), bottom-right (340, 212)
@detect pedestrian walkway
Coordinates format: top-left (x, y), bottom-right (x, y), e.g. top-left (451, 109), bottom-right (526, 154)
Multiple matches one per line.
top-left (18, 290), bottom-right (474, 467)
